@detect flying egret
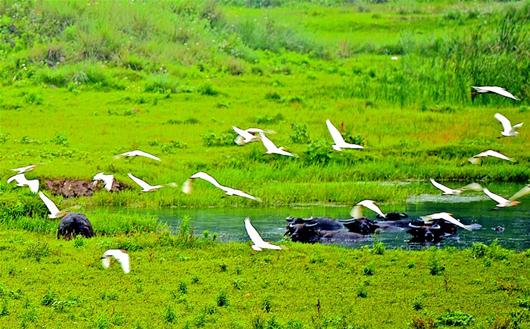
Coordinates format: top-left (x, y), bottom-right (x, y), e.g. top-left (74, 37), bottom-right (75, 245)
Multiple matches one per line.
top-left (422, 212), bottom-right (480, 231)
top-left (429, 179), bottom-right (482, 195)
top-left (244, 218), bottom-right (281, 251)
top-left (182, 172), bottom-right (260, 201)
top-left (471, 86), bottom-right (519, 101)
top-left (468, 150), bottom-right (513, 164)
top-left (351, 200), bottom-right (386, 219)
top-left (38, 192), bottom-right (66, 219)
top-left (483, 185), bottom-right (530, 208)
top-left (7, 173), bottom-right (39, 193)
top-left (11, 164), bottom-right (36, 174)
top-left (326, 119), bottom-right (363, 151)
top-left (128, 173), bottom-right (163, 192)
top-left (494, 113), bottom-right (523, 137)
top-left (93, 173), bottom-right (114, 191)
top-left (101, 249), bottom-right (130, 274)
top-left (115, 150), bottom-right (161, 161)
top-left (257, 132), bottom-right (295, 157)
top-left (233, 126), bottom-right (273, 145)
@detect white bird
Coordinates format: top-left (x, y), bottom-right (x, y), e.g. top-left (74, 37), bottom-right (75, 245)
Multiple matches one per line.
top-left (468, 150), bottom-right (513, 164)
top-left (244, 218), bottom-right (281, 251)
top-left (429, 179), bottom-right (482, 195)
top-left (257, 132), bottom-right (295, 157)
top-left (351, 200), bottom-right (385, 219)
top-left (101, 249), bottom-right (130, 274)
top-left (422, 212), bottom-right (480, 231)
top-left (494, 113), bottom-right (523, 137)
top-left (483, 186), bottom-right (530, 208)
top-left (11, 164), bottom-right (36, 174)
top-left (182, 172), bottom-right (260, 201)
top-left (93, 173), bottom-right (114, 191)
top-left (326, 119), bottom-right (363, 151)
top-left (233, 126), bottom-right (270, 145)
top-left (391, 56), bottom-right (399, 61)
top-left (38, 192), bottom-right (66, 219)
top-left (115, 150), bottom-right (161, 161)
top-left (472, 86), bottom-right (519, 101)
top-left (128, 173), bottom-right (163, 192)
top-left (7, 173), bottom-right (39, 193)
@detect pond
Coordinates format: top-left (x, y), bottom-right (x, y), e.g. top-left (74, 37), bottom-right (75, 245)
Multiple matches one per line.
top-left (137, 192), bottom-right (530, 250)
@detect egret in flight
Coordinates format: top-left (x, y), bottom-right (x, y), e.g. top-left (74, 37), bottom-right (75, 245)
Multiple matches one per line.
top-left (101, 249), bottom-right (130, 274)
top-left (471, 86), bottom-right (519, 101)
top-left (244, 218), bottom-right (281, 251)
top-left (422, 212), bottom-right (481, 231)
top-left (7, 173), bottom-right (39, 193)
top-left (128, 173), bottom-right (163, 192)
top-left (115, 150), bottom-right (161, 161)
top-left (93, 173), bottom-right (114, 191)
top-left (326, 119), bottom-right (363, 151)
top-left (429, 179), bottom-right (481, 195)
top-left (182, 172), bottom-right (260, 201)
top-left (483, 185), bottom-right (530, 208)
top-left (494, 113), bottom-right (523, 137)
top-left (351, 200), bottom-right (386, 219)
top-left (468, 150), bottom-right (513, 164)
top-left (233, 126), bottom-right (273, 145)
top-left (257, 132), bottom-right (295, 157)
top-left (38, 192), bottom-right (66, 219)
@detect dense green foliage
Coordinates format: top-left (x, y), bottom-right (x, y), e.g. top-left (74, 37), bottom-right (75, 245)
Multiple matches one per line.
top-left (0, 230), bottom-right (528, 328)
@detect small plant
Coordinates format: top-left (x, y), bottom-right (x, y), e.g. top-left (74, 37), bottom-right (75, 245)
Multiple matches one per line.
top-left (202, 131), bottom-right (235, 147)
top-left (262, 297), bottom-right (272, 313)
top-left (363, 262), bottom-right (375, 276)
top-left (436, 310), bottom-right (473, 326)
top-left (50, 134), bottom-right (69, 146)
top-left (356, 285), bottom-right (368, 298)
top-left (219, 263), bottom-right (227, 272)
top-left (428, 254), bottom-right (445, 276)
top-left (41, 290), bottom-right (57, 306)
top-left (24, 241), bottom-right (49, 262)
top-left (290, 123), bottom-right (310, 144)
top-left (163, 305), bottom-right (177, 323)
top-left (255, 113), bottom-right (284, 124)
top-left (412, 298), bottom-right (423, 311)
top-left (410, 317), bottom-right (435, 329)
top-left (372, 241), bottom-right (385, 255)
top-left (178, 281), bottom-right (188, 295)
top-left (216, 291), bottom-right (228, 307)
top-left (198, 83), bottom-right (219, 96)
top-left (304, 140), bottom-right (332, 165)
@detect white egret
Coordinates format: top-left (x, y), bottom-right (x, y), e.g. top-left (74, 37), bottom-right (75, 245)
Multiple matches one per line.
top-left (422, 212), bottom-right (480, 231)
top-left (483, 185), bottom-right (530, 208)
top-left (7, 173), bottom-right (39, 193)
top-left (93, 173), bottom-right (114, 191)
top-left (494, 113), bottom-right (523, 137)
top-left (232, 126), bottom-right (272, 145)
top-left (351, 200), bottom-right (385, 219)
top-left (101, 249), bottom-right (130, 274)
top-left (257, 132), bottom-right (295, 157)
top-left (429, 179), bottom-right (481, 195)
top-left (468, 150), bottom-right (513, 164)
top-left (244, 218), bottom-right (281, 251)
top-left (38, 192), bottom-right (66, 219)
top-left (11, 164), bottom-right (36, 174)
top-left (471, 86), bottom-right (519, 101)
top-left (128, 173), bottom-right (163, 192)
top-left (182, 172), bottom-right (260, 201)
top-left (326, 119), bottom-right (363, 151)
top-left (115, 150), bottom-right (161, 161)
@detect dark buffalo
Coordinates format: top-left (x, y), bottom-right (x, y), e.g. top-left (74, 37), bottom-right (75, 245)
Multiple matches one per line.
top-left (407, 218), bottom-right (456, 243)
top-left (57, 213), bottom-right (95, 240)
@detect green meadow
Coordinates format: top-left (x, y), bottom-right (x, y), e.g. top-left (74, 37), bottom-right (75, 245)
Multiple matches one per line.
top-left (1, 1), bottom-right (530, 327)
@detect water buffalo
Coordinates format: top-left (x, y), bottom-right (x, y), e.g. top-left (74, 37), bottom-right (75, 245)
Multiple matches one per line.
top-left (57, 213), bottom-right (95, 240)
top-left (406, 218), bottom-right (456, 243)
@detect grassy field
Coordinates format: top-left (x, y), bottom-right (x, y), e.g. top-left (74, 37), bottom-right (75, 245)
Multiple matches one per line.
top-left (0, 230), bottom-right (528, 328)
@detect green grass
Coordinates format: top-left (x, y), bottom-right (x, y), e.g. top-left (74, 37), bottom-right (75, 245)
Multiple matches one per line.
top-left (0, 230), bottom-right (528, 328)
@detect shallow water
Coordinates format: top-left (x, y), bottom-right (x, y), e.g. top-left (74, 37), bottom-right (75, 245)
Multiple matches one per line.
top-left (142, 193), bottom-right (530, 250)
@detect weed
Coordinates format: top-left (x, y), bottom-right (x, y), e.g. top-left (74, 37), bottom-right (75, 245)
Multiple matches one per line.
top-left (363, 262), bottom-right (375, 276)
top-left (436, 310), bottom-right (473, 326)
top-left (216, 291), bottom-right (228, 307)
top-left (163, 304), bottom-right (177, 323)
top-left (372, 241), bottom-right (385, 255)
top-left (290, 123), bottom-right (310, 144)
top-left (428, 253), bottom-right (445, 276)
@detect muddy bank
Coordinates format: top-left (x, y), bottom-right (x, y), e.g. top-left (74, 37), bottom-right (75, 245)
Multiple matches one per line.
top-left (45, 179), bottom-right (128, 197)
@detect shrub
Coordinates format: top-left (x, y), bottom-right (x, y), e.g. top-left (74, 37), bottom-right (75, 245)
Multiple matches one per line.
top-left (304, 140), bottom-right (332, 165)
top-left (436, 310), bottom-right (473, 327)
top-left (290, 123), bottom-right (310, 144)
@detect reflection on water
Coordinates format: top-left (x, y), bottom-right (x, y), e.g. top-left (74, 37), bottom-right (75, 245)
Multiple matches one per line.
top-left (139, 196), bottom-right (530, 250)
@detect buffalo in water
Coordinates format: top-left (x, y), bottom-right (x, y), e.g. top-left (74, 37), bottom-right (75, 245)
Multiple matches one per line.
top-left (57, 213), bottom-right (95, 240)
top-left (285, 215), bottom-right (410, 244)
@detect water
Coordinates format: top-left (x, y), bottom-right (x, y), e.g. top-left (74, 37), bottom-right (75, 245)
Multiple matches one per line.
top-left (144, 194), bottom-right (530, 250)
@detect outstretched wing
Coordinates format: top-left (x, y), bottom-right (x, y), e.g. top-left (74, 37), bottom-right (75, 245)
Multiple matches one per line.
top-left (430, 212), bottom-right (474, 231)
top-left (430, 179), bottom-right (455, 194)
top-left (244, 218), bottom-right (281, 250)
top-left (190, 172), bottom-right (224, 189)
top-left (357, 200), bottom-right (386, 218)
top-left (326, 119), bottom-right (346, 145)
top-left (509, 185), bottom-right (530, 201)
top-left (494, 113), bottom-right (513, 133)
top-left (483, 188), bottom-right (509, 204)
top-left (38, 192), bottom-right (60, 216)
top-left (128, 173), bottom-right (152, 190)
